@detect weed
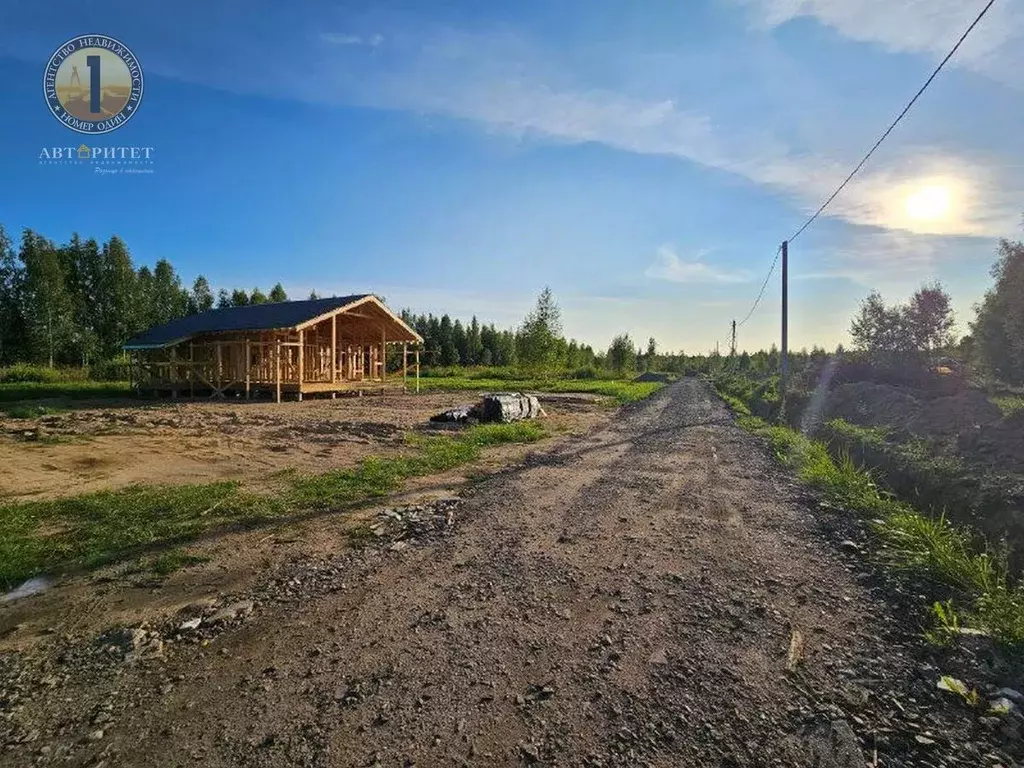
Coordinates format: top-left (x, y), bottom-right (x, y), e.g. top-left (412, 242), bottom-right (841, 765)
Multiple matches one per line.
top-left (1, 404), bottom-right (66, 419)
top-left (924, 600), bottom-right (963, 647)
top-left (148, 549), bottom-right (211, 576)
top-left (937, 675), bottom-right (982, 708)
top-left (991, 395), bottom-right (1024, 418)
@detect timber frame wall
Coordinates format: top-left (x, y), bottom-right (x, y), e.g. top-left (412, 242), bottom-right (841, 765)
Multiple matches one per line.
top-left (130, 301), bottom-right (421, 401)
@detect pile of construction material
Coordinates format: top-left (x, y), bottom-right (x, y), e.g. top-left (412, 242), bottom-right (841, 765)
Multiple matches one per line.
top-left (430, 393), bottom-right (545, 424)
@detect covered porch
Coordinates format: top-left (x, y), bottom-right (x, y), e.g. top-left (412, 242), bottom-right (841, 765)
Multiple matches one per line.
top-left (128, 296), bottom-right (422, 401)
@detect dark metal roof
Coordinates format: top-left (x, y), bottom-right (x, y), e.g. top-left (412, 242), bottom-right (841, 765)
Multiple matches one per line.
top-left (124, 295), bottom-right (370, 349)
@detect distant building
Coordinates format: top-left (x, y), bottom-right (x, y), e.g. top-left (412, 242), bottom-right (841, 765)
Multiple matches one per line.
top-left (124, 294), bottom-right (422, 401)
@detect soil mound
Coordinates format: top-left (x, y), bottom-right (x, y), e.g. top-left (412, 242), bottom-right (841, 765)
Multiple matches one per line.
top-left (960, 411), bottom-right (1024, 474)
top-left (824, 382), bottom-right (1002, 438)
top-left (823, 382), bottom-right (921, 430)
top-left (912, 389), bottom-right (1002, 436)
top-left (635, 371), bottom-right (673, 383)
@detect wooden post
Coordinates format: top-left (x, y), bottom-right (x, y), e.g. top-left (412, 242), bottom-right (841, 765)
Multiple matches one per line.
top-left (415, 347), bottom-right (420, 393)
top-left (170, 347), bottom-right (178, 398)
top-left (297, 329), bottom-right (304, 401)
top-left (331, 315), bottom-right (337, 384)
top-left (245, 339), bottom-right (251, 399)
top-left (189, 343), bottom-right (195, 398)
top-left (216, 342), bottom-right (223, 394)
top-left (275, 338), bottom-right (281, 404)
top-left (402, 343), bottom-right (408, 391)
top-left (381, 327), bottom-right (386, 383)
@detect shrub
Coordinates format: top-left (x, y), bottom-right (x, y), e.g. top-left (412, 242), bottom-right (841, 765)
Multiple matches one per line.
top-left (90, 358), bottom-right (132, 381)
top-left (0, 364), bottom-right (65, 383)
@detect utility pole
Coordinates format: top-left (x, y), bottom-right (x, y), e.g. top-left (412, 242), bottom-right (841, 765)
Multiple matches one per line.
top-left (730, 320), bottom-right (736, 357)
top-left (781, 240), bottom-right (789, 390)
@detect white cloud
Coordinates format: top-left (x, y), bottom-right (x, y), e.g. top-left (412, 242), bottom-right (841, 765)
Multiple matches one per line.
top-left (53, 13), bottom-right (1017, 243)
top-left (736, 0), bottom-right (1024, 88)
top-left (346, 32), bottom-right (1019, 240)
top-left (645, 245), bottom-right (753, 284)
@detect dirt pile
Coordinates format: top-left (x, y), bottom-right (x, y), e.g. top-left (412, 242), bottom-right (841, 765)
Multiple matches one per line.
top-left (822, 382), bottom-right (922, 431)
top-left (961, 412), bottom-right (1024, 475)
top-left (823, 382), bottom-right (1002, 437)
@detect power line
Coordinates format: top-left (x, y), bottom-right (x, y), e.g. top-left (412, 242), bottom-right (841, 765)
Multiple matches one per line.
top-left (786, 0), bottom-right (997, 244)
top-left (733, 0), bottom-right (997, 334)
top-left (737, 244), bottom-right (782, 328)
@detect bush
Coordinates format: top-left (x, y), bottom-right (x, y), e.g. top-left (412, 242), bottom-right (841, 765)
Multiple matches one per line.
top-left (570, 366), bottom-right (598, 380)
top-left (0, 364), bottom-right (65, 383)
top-left (89, 358), bottom-right (132, 381)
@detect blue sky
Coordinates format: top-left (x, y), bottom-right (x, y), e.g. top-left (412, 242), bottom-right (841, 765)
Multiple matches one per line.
top-left (1, 0), bottom-right (1021, 352)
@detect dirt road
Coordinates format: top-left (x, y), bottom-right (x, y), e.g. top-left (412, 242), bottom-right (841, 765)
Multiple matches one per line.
top-left (1, 380), bottom-right (1014, 766)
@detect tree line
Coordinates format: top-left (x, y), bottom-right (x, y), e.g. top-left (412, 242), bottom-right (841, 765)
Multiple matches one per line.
top-left (401, 288), bottom-right (601, 371)
top-left (3, 221), bottom-right (1021, 384)
top-left (845, 235), bottom-right (1024, 385)
top-left (0, 225), bottom-right (292, 367)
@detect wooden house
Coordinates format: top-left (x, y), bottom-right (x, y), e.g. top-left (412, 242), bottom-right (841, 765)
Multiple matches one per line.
top-left (123, 294), bottom-right (422, 401)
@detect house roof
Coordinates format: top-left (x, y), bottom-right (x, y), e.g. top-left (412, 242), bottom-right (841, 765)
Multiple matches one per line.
top-left (124, 294), bottom-right (420, 349)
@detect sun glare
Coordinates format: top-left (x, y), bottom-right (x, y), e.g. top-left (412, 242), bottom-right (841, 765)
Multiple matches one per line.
top-left (904, 185), bottom-right (952, 222)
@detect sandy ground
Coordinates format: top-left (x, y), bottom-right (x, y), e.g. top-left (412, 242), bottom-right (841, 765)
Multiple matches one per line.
top-left (0, 391), bottom-right (607, 501)
top-left (1, 381), bottom-right (1019, 767)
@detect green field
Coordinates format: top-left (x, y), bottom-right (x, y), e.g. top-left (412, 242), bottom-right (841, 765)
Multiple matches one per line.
top-left (0, 421), bottom-right (546, 588)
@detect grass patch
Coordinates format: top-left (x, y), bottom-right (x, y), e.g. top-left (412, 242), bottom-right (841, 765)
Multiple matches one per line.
top-left (148, 549), bottom-right (212, 576)
top-left (991, 395), bottom-right (1024, 417)
top-left (0, 403), bottom-right (68, 419)
top-left (417, 376), bottom-right (662, 404)
top-left (0, 422), bottom-right (546, 588)
top-left (0, 381), bottom-right (131, 402)
top-left (713, 379), bottom-right (1024, 647)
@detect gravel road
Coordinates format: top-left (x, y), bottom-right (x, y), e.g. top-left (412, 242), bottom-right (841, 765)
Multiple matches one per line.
top-left (2, 379), bottom-right (1019, 767)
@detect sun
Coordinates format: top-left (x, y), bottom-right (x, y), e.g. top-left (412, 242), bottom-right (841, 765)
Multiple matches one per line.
top-left (905, 185), bottom-right (952, 222)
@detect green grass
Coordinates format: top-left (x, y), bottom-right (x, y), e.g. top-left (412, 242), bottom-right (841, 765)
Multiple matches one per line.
top-left (416, 376), bottom-right (663, 404)
top-left (0, 381), bottom-right (132, 402)
top-left (147, 549), bottom-right (212, 576)
top-left (991, 394), bottom-right (1024, 417)
top-left (713, 379), bottom-right (1024, 647)
top-left (0, 422), bottom-right (546, 588)
top-left (0, 403), bottom-right (69, 419)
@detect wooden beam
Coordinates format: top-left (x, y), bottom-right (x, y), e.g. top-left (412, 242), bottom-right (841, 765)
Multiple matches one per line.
top-left (298, 329), bottom-right (304, 384)
top-left (245, 339), bottom-right (251, 399)
top-left (403, 343), bottom-right (408, 391)
top-left (415, 347), bottom-right (420, 393)
top-left (331, 315), bottom-right (337, 384)
top-left (170, 347), bottom-right (178, 398)
top-left (189, 343), bottom-right (195, 398)
top-left (275, 338), bottom-right (282, 403)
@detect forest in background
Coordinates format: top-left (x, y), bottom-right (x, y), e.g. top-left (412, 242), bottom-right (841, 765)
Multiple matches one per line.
top-left (1, 222), bottom-right (1023, 386)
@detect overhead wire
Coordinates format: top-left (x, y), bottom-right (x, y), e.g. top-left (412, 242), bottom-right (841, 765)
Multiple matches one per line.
top-left (786, 0), bottom-right (997, 244)
top-left (736, 245), bottom-right (782, 328)
top-left (730, 0), bottom-right (998, 334)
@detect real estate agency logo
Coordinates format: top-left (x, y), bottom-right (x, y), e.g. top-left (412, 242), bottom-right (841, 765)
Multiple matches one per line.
top-left (39, 34), bottom-right (154, 173)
